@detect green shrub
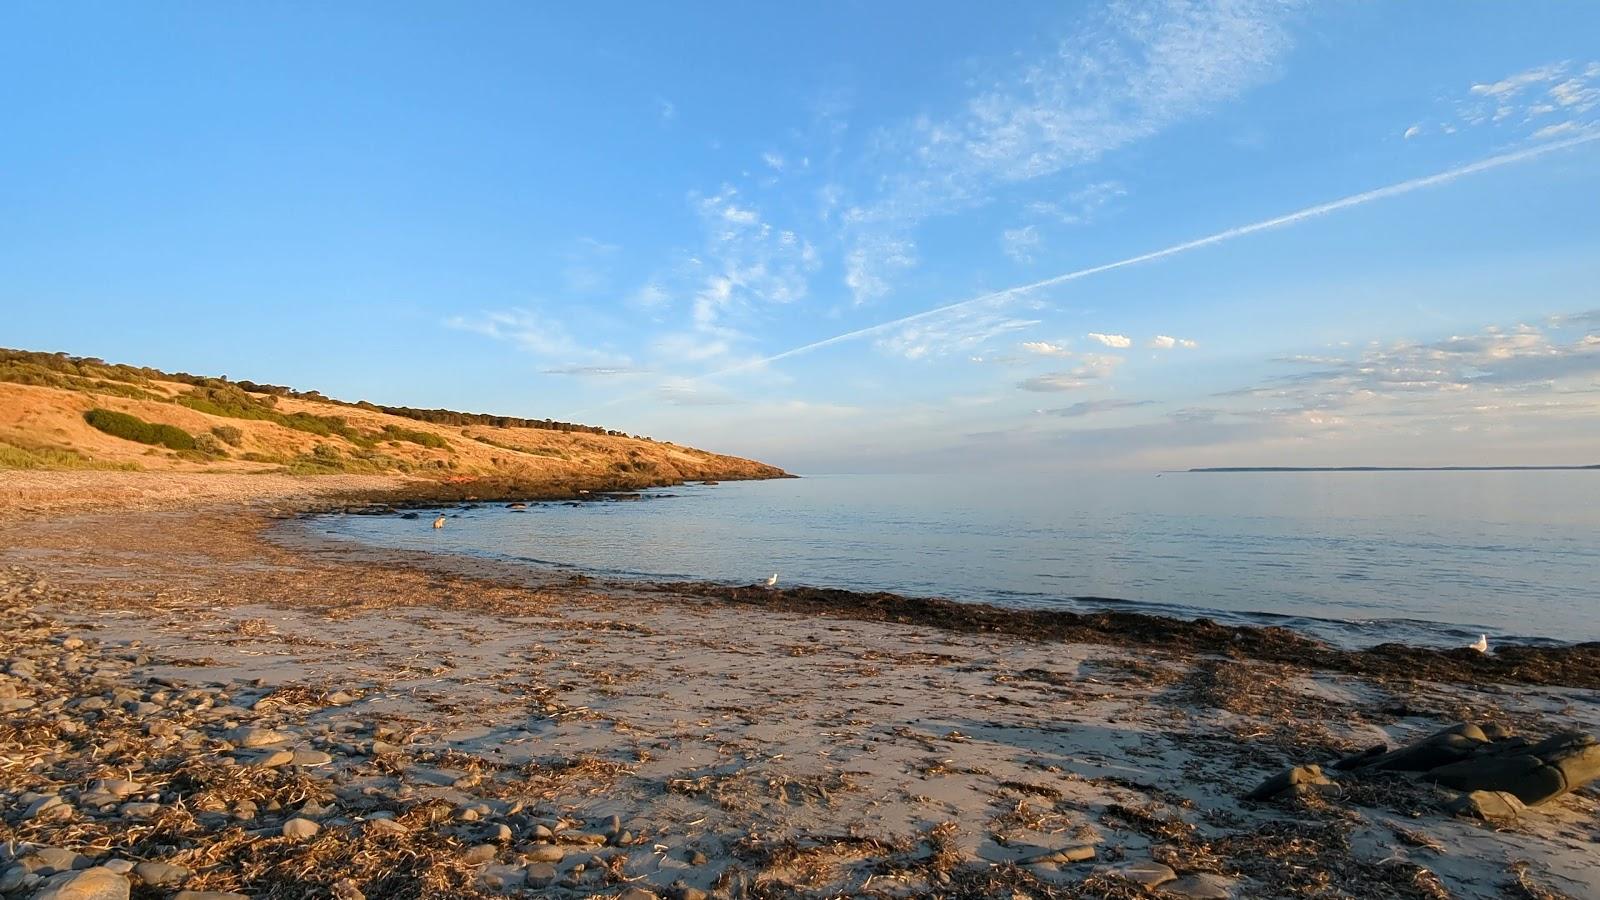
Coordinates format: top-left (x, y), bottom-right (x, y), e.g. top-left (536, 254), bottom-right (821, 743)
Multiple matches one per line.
top-left (193, 432), bottom-right (229, 456)
top-left (83, 408), bottom-right (196, 450)
top-left (211, 425), bottom-right (244, 446)
top-left (380, 424), bottom-right (449, 449)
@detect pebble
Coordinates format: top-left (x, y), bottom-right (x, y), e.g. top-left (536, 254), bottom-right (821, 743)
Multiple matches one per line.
top-left (132, 861), bottom-right (191, 887)
top-left (292, 748), bottom-right (334, 767)
top-left (1105, 860), bottom-right (1178, 888)
top-left (174, 892), bottom-right (251, 900)
top-left (479, 863), bottom-right (526, 890)
top-left (119, 802), bottom-right (162, 819)
top-left (249, 749), bottom-right (297, 768)
top-left (525, 862), bottom-right (557, 887)
top-left (227, 726), bottom-right (291, 747)
top-left (524, 845), bottom-right (564, 863)
top-left (463, 845), bottom-right (498, 865)
top-left (282, 817), bottom-right (321, 840)
top-left (0, 697), bottom-right (35, 712)
top-left (366, 817), bottom-right (409, 835)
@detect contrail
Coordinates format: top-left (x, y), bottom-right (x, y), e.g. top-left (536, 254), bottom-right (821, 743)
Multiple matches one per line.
top-left (703, 131), bottom-right (1600, 378)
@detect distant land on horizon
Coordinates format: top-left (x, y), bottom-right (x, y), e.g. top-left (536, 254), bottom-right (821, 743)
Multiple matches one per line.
top-left (1188, 465), bottom-right (1600, 473)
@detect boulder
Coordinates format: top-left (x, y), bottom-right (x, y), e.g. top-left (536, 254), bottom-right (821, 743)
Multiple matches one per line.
top-left (1427, 731), bottom-right (1600, 805)
top-left (32, 867), bottom-right (130, 900)
top-left (132, 861), bottom-right (190, 887)
top-left (1363, 723), bottom-right (1489, 772)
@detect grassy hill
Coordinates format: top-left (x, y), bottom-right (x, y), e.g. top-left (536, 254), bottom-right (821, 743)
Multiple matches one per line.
top-left (0, 348), bottom-right (788, 490)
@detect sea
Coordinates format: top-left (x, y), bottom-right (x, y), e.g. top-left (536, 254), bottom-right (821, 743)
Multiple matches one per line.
top-left (306, 471), bottom-right (1600, 649)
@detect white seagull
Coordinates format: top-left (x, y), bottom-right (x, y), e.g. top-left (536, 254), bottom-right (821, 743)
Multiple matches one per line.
top-left (1468, 634), bottom-right (1489, 653)
top-left (766, 573), bottom-right (779, 587)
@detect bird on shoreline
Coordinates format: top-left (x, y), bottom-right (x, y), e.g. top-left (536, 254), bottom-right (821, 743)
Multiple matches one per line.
top-left (432, 514), bottom-right (446, 530)
top-left (766, 573), bottom-right (779, 587)
top-left (1469, 634), bottom-right (1489, 653)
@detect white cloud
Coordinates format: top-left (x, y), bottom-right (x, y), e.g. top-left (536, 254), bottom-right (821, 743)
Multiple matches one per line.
top-left (1150, 334), bottom-right (1198, 349)
top-left (844, 235), bottom-right (916, 305)
top-left (1020, 340), bottom-right (1072, 357)
top-left (1403, 124), bottom-right (1423, 140)
top-left (1087, 332), bottom-right (1132, 349)
top-left (658, 99), bottom-right (677, 121)
top-left (1001, 225), bottom-right (1041, 263)
top-left (1454, 60), bottom-right (1600, 137)
top-left (761, 151), bottom-right (786, 172)
top-left (837, 0), bottom-right (1301, 301)
top-left (1027, 181), bottom-right (1127, 225)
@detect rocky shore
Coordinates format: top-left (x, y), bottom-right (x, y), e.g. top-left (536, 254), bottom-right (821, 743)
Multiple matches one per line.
top-left (2, 481), bottom-right (1599, 899)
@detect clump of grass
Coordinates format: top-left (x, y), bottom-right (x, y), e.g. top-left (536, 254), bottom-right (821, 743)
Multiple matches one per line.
top-left (380, 424), bottom-right (449, 449)
top-left (84, 407), bottom-right (196, 450)
top-left (0, 438), bottom-right (142, 471)
top-left (211, 425), bottom-right (244, 446)
top-left (177, 382), bottom-right (378, 447)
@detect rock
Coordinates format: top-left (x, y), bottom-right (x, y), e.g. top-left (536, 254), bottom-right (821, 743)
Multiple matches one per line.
top-left (1427, 731), bottom-right (1600, 805)
top-left (1166, 873), bottom-right (1238, 899)
top-left (479, 863), bottom-right (526, 891)
top-left (173, 893), bottom-right (251, 900)
top-left (366, 817), bottom-right (408, 835)
top-left (32, 867), bottom-right (131, 900)
top-left (1105, 860), bottom-right (1177, 888)
top-left (1243, 764), bottom-right (1332, 801)
top-left (524, 845), bottom-right (564, 863)
top-left (1446, 790), bottom-right (1526, 823)
top-left (670, 882), bottom-right (709, 900)
top-left (1331, 744), bottom-right (1388, 770)
top-left (282, 817), bottom-right (321, 840)
top-left (618, 889), bottom-right (658, 900)
top-left (292, 749), bottom-right (333, 767)
top-left (99, 861), bottom-right (134, 876)
top-left (249, 749), bottom-right (296, 769)
top-left (91, 779), bottom-right (143, 798)
top-left (27, 848), bottom-right (89, 874)
top-left (1363, 723), bottom-right (1491, 772)
top-left (132, 861), bottom-right (190, 887)
top-left (463, 845), bottom-right (498, 865)
top-left (330, 878), bottom-right (365, 900)
top-left (0, 866), bottom-right (24, 892)
top-left (1020, 845), bottom-right (1096, 865)
top-left (0, 697), bottom-right (35, 712)
top-left (687, 850), bottom-right (708, 866)
top-left (531, 824), bottom-right (555, 841)
top-left (525, 863), bottom-right (557, 887)
top-left (492, 823), bottom-right (513, 843)
top-left (24, 794), bottom-right (69, 821)
top-left (226, 726), bottom-right (291, 748)
top-left (118, 802), bottom-right (161, 819)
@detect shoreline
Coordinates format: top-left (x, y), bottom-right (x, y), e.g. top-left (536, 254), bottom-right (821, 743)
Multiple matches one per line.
top-left (2, 474), bottom-right (1599, 898)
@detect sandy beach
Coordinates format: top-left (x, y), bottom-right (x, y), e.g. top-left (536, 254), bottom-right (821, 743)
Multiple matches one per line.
top-left (2, 473), bottom-right (1598, 899)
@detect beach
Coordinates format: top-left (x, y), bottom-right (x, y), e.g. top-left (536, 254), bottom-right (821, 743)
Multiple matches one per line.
top-left (2, 472), bottom-right (1598, 899)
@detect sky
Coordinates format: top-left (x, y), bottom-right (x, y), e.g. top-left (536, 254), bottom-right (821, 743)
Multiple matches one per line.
top-left (3, 2), bottom-right (1599, 472)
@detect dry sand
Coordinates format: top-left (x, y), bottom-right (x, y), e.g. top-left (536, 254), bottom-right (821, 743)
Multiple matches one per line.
top-left (1, 474), bottom-right (1597, 899)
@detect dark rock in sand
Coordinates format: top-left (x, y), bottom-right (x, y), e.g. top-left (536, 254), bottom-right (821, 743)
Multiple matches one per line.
top-left (1244, 764), bottom-right (1332, 801)
top-left (400, 512), bottom-right (420, 520)
top-left (1331, 743), bottom-right (1387, 770)
top-left (1445, 789), bottom-right (1526, 823)
top-left (1427, 731), bottom-right (1600, 805)
top-left (1361, 723), bottom-right (1490, 772)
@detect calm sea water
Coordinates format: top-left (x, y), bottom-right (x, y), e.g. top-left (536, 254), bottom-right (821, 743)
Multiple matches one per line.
top-left (308, 472), bottom-right (1600, 649)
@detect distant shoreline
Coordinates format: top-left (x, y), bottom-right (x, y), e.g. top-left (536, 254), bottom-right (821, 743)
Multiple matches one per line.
top-left (1188, 464), bottom-right (1600, 473)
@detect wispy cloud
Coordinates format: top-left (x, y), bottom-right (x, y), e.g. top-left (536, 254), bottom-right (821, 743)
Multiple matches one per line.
top-left (838, 0), bottom-right (1303, 301)
top-left (707, 132), bottom-right (1600, 379)
top-left (1042, 398), bottom-right (1154, 418)
top-left (1001, 225), bottom-right (1040, 263)
top-left (876, 306), bottom-right (1040, 360)
top-left (448, 308), bottom-right (626, 367)
top-left (1018, 353), bottom-right (1124, 391)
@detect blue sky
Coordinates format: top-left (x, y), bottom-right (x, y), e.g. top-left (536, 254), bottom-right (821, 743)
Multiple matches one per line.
top-left (4, 2), bottom-right (1599, 471)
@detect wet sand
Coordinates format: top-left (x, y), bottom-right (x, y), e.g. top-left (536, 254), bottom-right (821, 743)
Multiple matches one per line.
top-left (1, 476), bottom-right (1598, 899)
